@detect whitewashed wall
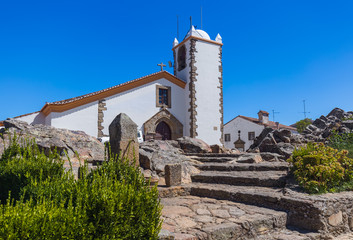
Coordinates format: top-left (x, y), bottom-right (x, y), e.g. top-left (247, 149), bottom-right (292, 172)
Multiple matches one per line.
top-left (223, 117), bottom-right (264, 150)
top-left (50, 101), bottom-right (98, 137)
top-left (41, 78), bottom-right (185, 138)
top-left (15, 112), bottom-right (45, 125)
top-left (102, 78), bottom-right (186, 136)
top-left (45, 113), bottom-right (52, 126)
top-left (194, 41), bottom-right (222, 145)
top-left (174, 41), bottom-right (191, 137)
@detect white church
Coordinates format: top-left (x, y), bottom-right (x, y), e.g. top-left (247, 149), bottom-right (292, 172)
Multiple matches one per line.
top-left (1, 27), bottom-right (224, 145)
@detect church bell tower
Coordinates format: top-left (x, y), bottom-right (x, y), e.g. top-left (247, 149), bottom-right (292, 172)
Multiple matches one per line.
top-left (172, 26), bottom-right (223, 145)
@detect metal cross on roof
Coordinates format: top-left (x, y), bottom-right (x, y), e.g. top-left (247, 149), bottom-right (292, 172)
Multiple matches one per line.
top-left (157, 62), bottom-right (166, 71)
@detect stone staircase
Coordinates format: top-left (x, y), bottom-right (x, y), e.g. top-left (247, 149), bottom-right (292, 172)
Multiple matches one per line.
top-left (164, 152), bottom-right (353, 239)
top-left (188, 154), bottom-right (289, 205)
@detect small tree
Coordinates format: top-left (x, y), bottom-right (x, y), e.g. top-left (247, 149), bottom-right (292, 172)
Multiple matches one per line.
top-left (296, 118), bottom-right (312, 133)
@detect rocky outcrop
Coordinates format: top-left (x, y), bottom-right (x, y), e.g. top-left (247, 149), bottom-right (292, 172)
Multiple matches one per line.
top-left (249, 108), bottom-right (353, 159)
top-left (139, 140), bottom-right (200, 184)
top-left (301, 108), bottom-right (353, 141)
top-left (177, 136), bottom-right (212, 154)
top-left (0, 119), bottom-right (105, 161)
top-left (249, 128), bottom-right (306, 160)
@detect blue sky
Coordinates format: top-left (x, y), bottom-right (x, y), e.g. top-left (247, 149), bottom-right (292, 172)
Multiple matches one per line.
top-left (1, 0), bottom-right (352, 126)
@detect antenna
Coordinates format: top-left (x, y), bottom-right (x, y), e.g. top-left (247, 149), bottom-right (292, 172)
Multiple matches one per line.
top-left (200, 6), bottom-right (203, 29)
top-left (272, 110), bottom-right (280, 122)
top-left (177, 15), bottom-right (179, 39)
top-left (301, 100), bottom-right (310, 119)
top-left (190, 16), bottom-right (192, 29)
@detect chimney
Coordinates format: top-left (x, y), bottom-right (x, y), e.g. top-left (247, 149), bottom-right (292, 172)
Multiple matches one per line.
top-left (258, 110), bottom-right (269, 124)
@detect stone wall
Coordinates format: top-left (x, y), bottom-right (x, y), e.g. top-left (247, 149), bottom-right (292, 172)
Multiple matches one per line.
top-left (188, 38), bottom-right (198, 138)
top-left (97, 99), bottom-right (108, 138)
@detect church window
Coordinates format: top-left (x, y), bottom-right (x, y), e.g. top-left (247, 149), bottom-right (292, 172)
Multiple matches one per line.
top-left (248, 132), bottom-right (255, 140)
top-left (156, 85), bottom-right (171, 108)
top-left (177, 45), bottom-right (186, 71)
top-left (224, 134), bottom-right (231, 142)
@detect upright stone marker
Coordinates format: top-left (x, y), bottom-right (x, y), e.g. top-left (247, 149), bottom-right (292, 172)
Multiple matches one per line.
top-left (165, 164), bottom-right (182, 187)
top-left (109, 113), bottom-right (139, 165)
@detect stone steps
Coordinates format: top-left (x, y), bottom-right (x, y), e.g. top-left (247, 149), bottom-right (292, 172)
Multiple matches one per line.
top-left (190, 156), bottom-right (237, 163)
top-left (189, 183), bottom-right (284, 208)
top-left (195, 162), bottom-right (290, 172)
top-left (191, 170), bottom-right (288, 187)
top-left (187, 182), bottom-right (333, 233)
top-left (185, 153), bottom-right (242, 158)
top-left (187, 152), bottom-right (329, 234)
top-left (159, 152), bottom-right (353, 238)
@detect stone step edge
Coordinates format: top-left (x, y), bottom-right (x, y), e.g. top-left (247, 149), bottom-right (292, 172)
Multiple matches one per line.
top-left (188, 183), bottom-right (339, 233)
top-left (195, 163), bottom-right (290, 172)
top-left (159, 213), bottom-right (288, 240)
top-left (191, 171), bottom-right (288, 187)
top-left (189, 157), bottom-right (238, 163)
top-left (184, 153), bottom-right (243, 157)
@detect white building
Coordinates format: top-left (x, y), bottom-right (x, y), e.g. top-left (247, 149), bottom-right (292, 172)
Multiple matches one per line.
top-left (0, 26), bottom-right (224, 145)
top-left (224, 110), bottom-right (297, 150)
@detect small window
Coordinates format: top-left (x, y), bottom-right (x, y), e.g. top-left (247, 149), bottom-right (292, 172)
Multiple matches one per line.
top-left (248, 132), bottom-right (255, 141)
top-left (156, 85), bottom-right (171, 108)
top-left (224, 134), bottom-right (231, 142)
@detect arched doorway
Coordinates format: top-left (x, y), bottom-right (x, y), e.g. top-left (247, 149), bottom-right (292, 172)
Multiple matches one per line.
top-left (156, 121), bottom-right (171, 140)
top-left (144, 109), bottom-right (183, 140)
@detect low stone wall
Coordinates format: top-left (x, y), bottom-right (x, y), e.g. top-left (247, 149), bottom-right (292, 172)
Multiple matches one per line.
top-left (284, 189), bottom-right (353, 235)
top-left (161, 183), bottom-right (353, 236)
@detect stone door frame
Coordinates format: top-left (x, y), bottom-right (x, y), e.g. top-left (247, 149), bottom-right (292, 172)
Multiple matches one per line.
top-left (144, 109), bottom-right (183, 140)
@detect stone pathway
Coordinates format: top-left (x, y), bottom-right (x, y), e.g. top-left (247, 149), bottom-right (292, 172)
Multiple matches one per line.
top-left (160, 195), bottom-right (297, 239)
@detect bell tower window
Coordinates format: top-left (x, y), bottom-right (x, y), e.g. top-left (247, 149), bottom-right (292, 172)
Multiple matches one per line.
top-left (177, 45), bottom-right (186, 71)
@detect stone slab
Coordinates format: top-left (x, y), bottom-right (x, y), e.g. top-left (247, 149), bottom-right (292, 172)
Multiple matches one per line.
top-left (160, 196), bottom-right (287, 239)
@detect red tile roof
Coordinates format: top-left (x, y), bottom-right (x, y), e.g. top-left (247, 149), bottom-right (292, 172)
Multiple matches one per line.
top-left (41, 71), bottom-right (185, 115)
top-left (225, 115), bottom-right (297, 131)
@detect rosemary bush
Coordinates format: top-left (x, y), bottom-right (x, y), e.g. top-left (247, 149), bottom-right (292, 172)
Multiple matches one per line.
top-left (0, 135), bottom-right (162, 239)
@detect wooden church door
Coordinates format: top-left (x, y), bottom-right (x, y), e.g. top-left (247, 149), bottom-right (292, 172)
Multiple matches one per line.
top-left (156, 121), bottom-right (171, 140)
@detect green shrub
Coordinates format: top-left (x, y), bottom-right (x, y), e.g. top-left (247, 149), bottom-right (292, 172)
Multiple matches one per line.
top-left (0, 135), bottom-right (65, 203)
top-left (288, 143), bottom-right (353, 194)
top-left (328, 131), bottom-right (353, 159)
top-left (295, 118), bottom-right (312, 133)
top-left (0, 136), bottom-right (162, 239)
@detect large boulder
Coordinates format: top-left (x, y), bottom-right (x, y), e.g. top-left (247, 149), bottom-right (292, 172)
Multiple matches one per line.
top-left (177, 136), bottom-right (212, 154)
top-left (0, 119), bottom-right (104, 161)
top-left (139, 140), bottom-right (200, 184)
top-left (327, 108), bottom-right (346, 120)
top-left (343, 120), bottom-right (353, 130)
top-left (312, 118), bottom-right (327, 129)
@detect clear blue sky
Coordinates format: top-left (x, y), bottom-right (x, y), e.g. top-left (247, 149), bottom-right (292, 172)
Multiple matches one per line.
top-left (1, 0), bottom-right (353, 126)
